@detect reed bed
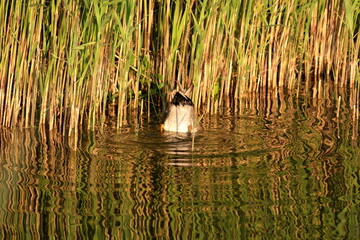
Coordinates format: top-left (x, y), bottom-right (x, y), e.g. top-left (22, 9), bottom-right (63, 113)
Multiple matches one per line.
top-left (0, 0), bottom-right (359, 134)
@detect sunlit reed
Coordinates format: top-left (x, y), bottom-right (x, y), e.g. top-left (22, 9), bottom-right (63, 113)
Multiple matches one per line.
top-left (0, 0), bottom-right (359, 134)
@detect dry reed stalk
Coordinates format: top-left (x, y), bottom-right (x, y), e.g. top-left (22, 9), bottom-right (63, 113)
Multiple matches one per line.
top-left (0, 0), bottom-right (358, 132)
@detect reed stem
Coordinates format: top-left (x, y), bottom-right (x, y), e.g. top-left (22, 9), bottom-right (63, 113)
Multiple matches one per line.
top-left (0, 0), bottom-right (358, 131)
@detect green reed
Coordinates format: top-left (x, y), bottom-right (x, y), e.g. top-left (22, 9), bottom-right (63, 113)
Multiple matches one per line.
top-left (0, 0), bottom-right (359, 133)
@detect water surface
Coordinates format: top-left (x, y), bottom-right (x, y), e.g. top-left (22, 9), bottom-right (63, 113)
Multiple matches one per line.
top-left (0, 92), bottom-right (359, 239)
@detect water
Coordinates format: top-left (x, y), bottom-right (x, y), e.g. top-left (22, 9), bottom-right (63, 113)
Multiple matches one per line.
top-left (0, 92), bottom-right (359, 239)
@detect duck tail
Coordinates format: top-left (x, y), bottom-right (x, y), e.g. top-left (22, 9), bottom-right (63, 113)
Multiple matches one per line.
top-left (171, 92), bottom-right (194, 106)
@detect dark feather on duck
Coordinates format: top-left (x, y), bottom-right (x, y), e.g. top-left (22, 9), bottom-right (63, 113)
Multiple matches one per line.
top-left (171, 92), bottom-right (194, 106)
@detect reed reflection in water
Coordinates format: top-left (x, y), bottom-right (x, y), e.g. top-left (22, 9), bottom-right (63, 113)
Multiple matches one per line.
top-left (0, 90), bottom-right (359, 239)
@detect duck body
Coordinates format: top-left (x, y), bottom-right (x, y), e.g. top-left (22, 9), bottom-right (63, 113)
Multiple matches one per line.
top-left (163, 92), bottom-right (198, 133)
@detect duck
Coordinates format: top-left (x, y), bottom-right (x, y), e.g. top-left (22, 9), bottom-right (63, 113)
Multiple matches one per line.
top-left (162, 89), bottom-right (198, 133)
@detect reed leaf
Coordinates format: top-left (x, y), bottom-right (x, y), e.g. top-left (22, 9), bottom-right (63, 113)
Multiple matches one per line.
top-left (0, 0), bottom-right (358, 134)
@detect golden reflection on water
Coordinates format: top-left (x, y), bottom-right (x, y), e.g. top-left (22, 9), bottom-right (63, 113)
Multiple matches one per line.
top-left (0, 128), bottom-right (78, 239)
top-left (0, 88), bottom-right (359, 239)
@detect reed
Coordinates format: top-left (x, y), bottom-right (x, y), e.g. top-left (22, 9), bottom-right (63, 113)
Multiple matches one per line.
top-left (0, 0), bottom-right (359, 132)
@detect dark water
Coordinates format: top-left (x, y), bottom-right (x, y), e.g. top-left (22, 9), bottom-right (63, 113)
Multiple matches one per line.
top-left (0, 92), bottom-right (359, 239)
